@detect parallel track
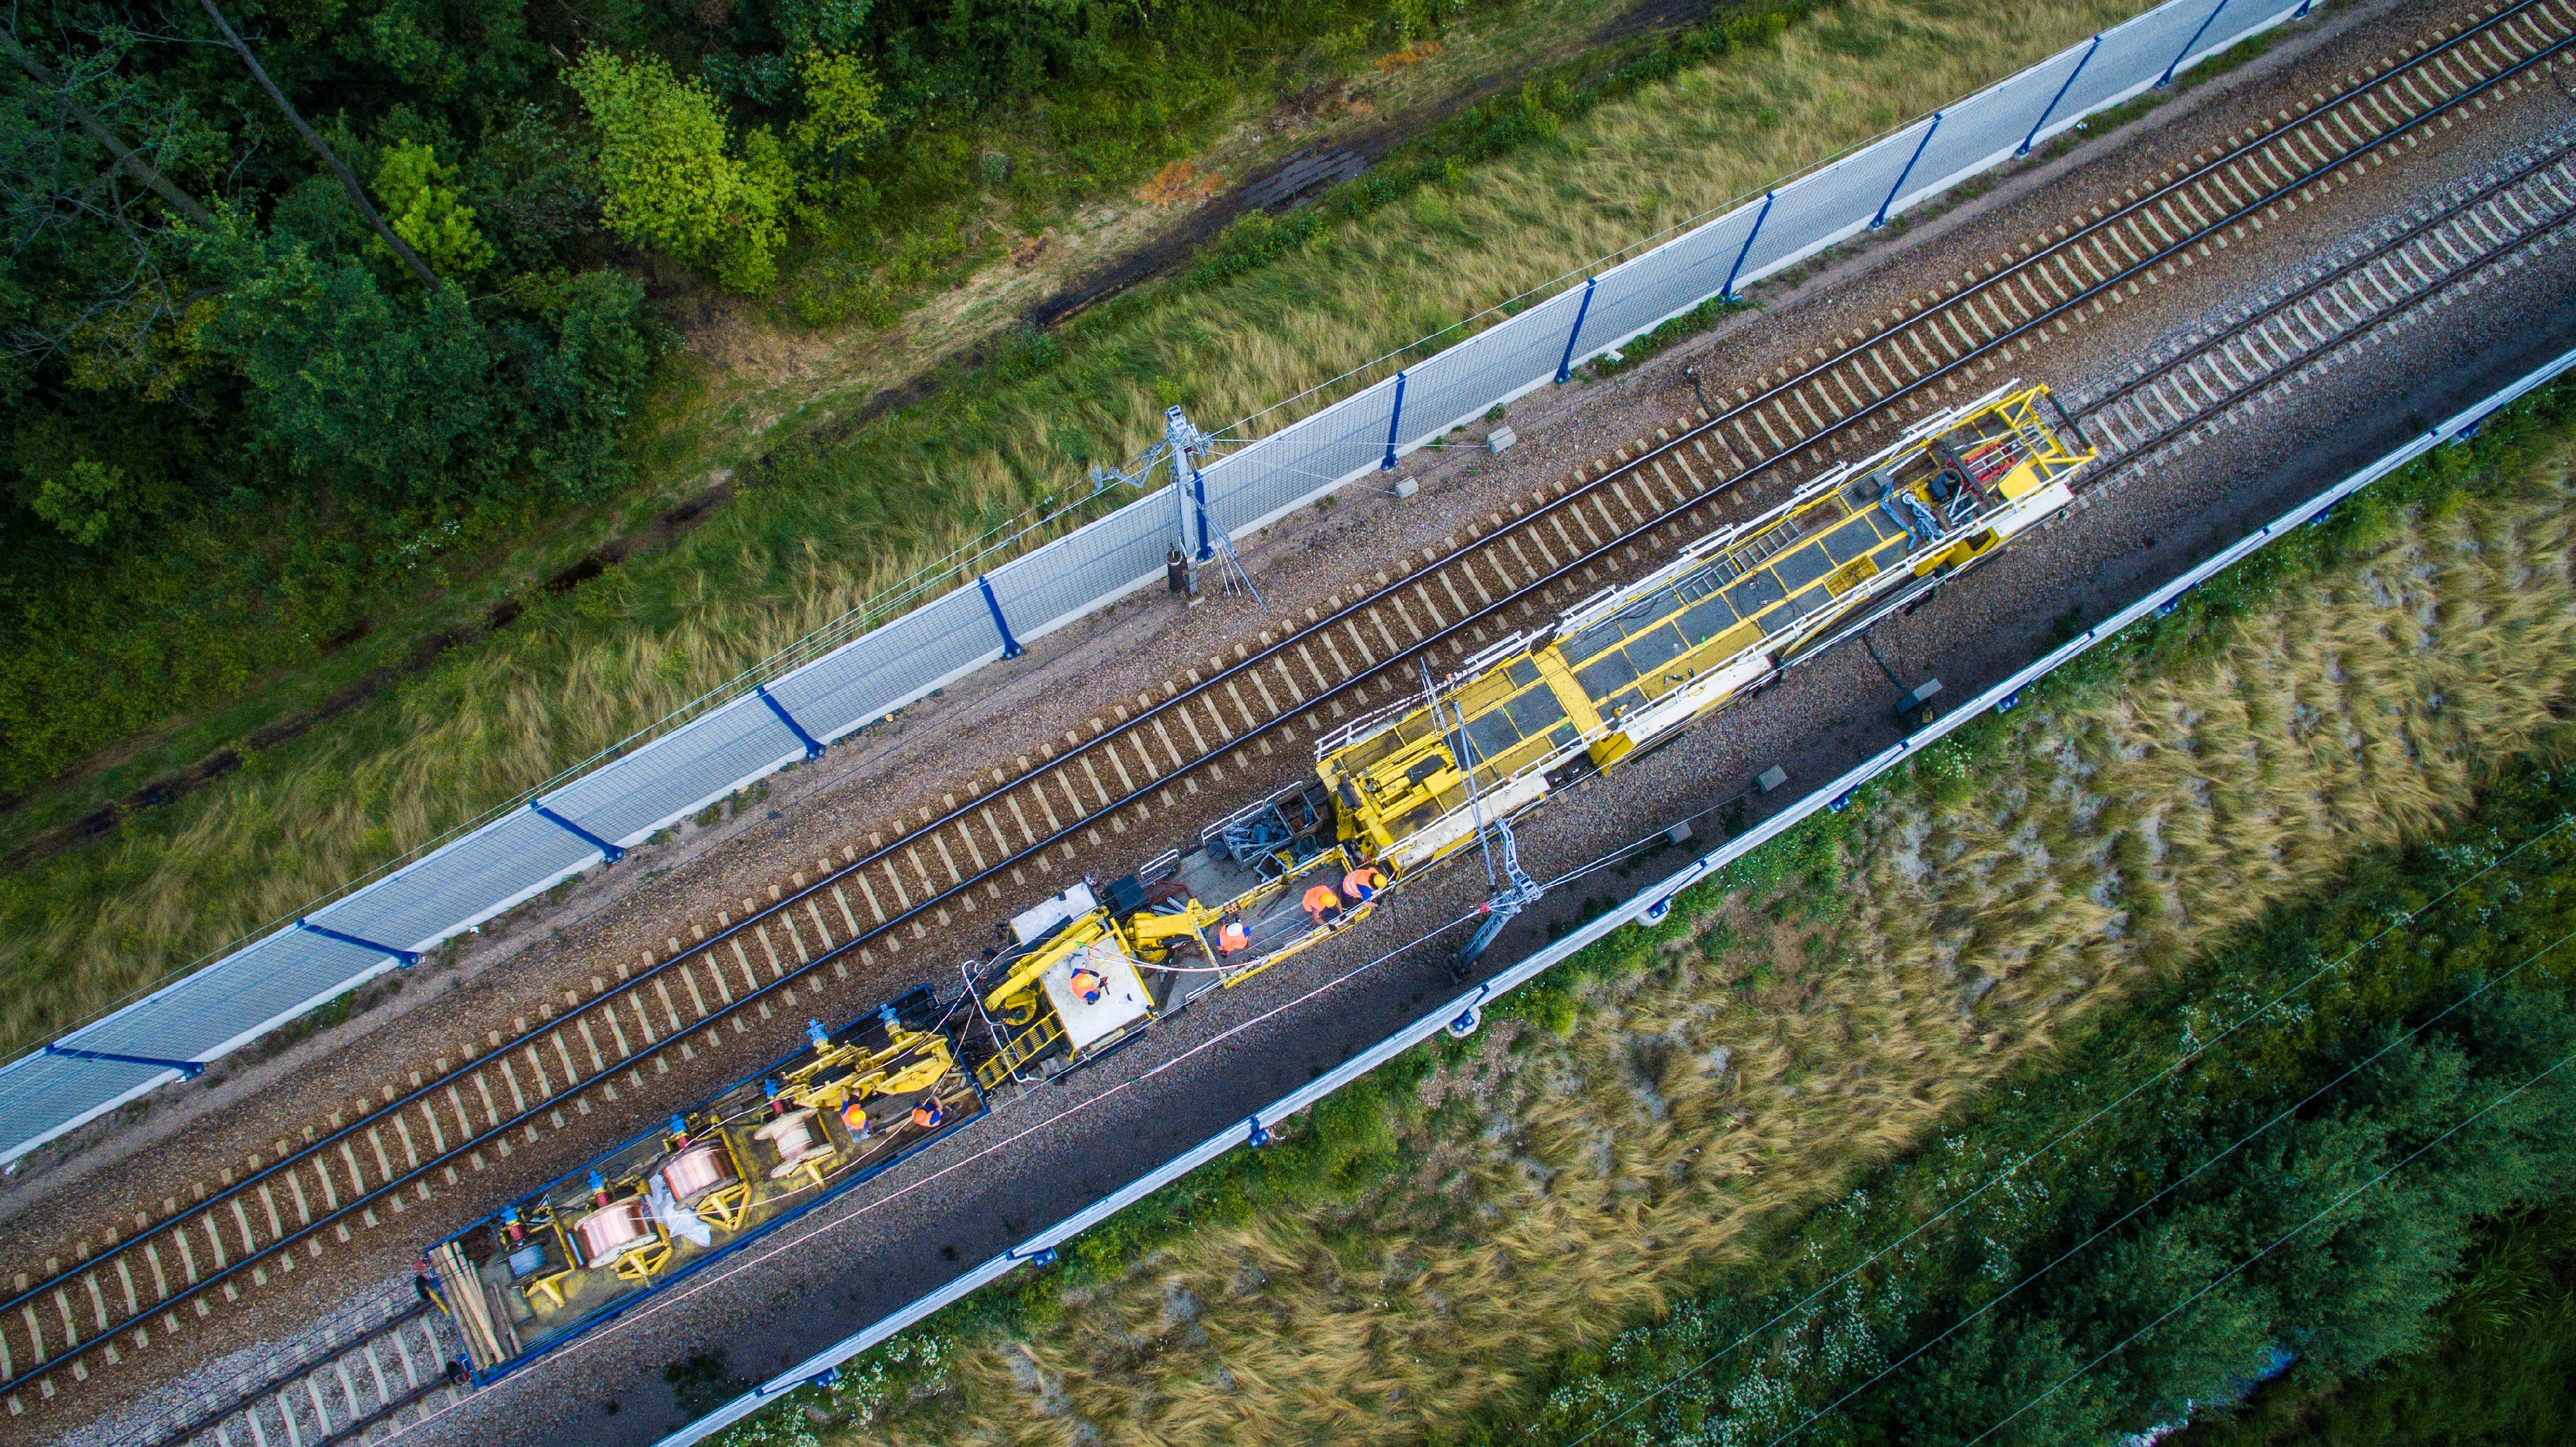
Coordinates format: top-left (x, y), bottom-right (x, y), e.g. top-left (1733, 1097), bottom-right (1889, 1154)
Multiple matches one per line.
top-left (12, 0), bottom-right (2571, 1423)
top-left (2082, 138), bottom-right (2576, 462)
top-left (108, 1292), bottom-right (457, 1447)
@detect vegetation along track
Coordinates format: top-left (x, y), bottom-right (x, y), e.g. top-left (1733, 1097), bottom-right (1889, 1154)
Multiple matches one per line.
top-left (12, 0), bottom-right (2574, 1425)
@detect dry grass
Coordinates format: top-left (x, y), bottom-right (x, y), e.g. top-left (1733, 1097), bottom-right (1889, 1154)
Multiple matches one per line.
top-left (808, 454), bottom-right (2576, 1444)
top-left (0, 0), bottom-right (2194, 1053)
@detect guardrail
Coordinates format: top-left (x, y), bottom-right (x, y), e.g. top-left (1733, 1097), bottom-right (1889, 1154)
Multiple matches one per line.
top-left (0, 0), bottom-right (2316, 1166)
top-left (649, 340), bottom-right (2576, 1447)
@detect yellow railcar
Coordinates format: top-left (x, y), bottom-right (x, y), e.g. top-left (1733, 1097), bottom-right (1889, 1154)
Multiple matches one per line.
top-left (965, 782), bottom-right (1386, 1088)
top-left (1318, 382), bottom-right (2093, 871)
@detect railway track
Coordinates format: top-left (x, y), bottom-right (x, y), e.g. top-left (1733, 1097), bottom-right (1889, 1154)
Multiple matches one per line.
top-left (2081, 136), bottom-right (2576, 463)
top-left (104, 1289), bottom-right (458, 1447)
top-left (12, 0), bottom-right (2572, 1427)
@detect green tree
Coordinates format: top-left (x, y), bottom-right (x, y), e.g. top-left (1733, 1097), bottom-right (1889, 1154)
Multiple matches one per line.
top-left (28, 460), bottom-right (133, 546)
top-left (788, 49), bottom-right (885, 185)
top-left (374, 140), bottom-right (496, 277)
top-left (199, 229), bottom-right (493, 499)
top-left (565, 49), bottom-right (790, 292)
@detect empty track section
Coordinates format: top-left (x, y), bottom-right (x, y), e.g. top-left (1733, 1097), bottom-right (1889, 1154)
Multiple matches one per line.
top-left (2084, 139), bottom-right (2576, 460)
top-left (101, 1290), bottom-right (459, 1447)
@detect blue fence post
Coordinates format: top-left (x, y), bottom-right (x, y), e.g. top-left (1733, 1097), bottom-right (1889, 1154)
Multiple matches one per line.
top-left (1190, 466), bottom-right (1214, 563)
top-left (2020, 36), bottom-right (2102, 155)
top-left (2161, 0), bottom-right (2232, 86)
top-left (529, 800), bottom-right (625, 863)
top-left (1552, 278), bottom-right (1598, 384)
top-left (975, 575), bottom-right (1024, 659)
top-left (43, 1042), bottom-right (205, 1078)
top-left (296, 917), bottom-right (423, 968)
top-left (1380, 370), bottom-right (1409, 471)
top-left (1873, 113), bottom-right (1941, 229)
top-left (1720, 191), bottom-right (1775, 302)
top-left (755, 684), bottom-right (826, 759)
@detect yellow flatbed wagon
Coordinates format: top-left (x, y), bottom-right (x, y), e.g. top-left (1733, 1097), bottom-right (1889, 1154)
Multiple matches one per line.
top-left (425, 986), bottom-right (981, 1382)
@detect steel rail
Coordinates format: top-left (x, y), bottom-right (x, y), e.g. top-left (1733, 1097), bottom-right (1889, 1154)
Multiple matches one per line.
top-left (10, 0), bottom-right (2568, 1407)
top-left (142, 1305), bottom-right (430, 1447)
top-left (2091, 191), bottom-right (2576, 464)
top-left (2082, 140), bottom-right (2576, 451)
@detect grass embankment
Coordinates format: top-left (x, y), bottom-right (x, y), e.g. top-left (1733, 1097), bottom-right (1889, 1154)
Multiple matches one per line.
top-left (698, 386), bottom-right (2576, 1443)
top-left (1512, 755), bottom-right (2576, 1445)
top-left (0, 0), bottom-right (2182, 1054)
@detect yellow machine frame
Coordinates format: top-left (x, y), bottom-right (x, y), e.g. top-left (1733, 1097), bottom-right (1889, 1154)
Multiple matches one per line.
top-left (432, 993), bottom-right (978, 1379)
top-left (973, 842), bottom-right (1380, 1090)
top-left (1319, 382), bottom-right (2094, 870)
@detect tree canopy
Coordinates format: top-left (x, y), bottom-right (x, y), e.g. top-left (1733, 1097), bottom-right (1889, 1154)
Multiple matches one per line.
top-left (0, 0), bottom-right (1452, 795)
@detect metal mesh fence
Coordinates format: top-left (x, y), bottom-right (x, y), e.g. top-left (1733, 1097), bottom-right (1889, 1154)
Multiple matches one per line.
top-left (771, 590), bottom-right (1002, 747)
top-left (0, 0), bottom-right (2318, 1164)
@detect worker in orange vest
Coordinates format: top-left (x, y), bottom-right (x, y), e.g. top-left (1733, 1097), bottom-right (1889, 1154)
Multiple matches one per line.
top-left (1302, 882), bottom-right (1344, 928)
top-left (910, 1096), bottom-right (946, 1131)
top-left (1068, 966), bottom-right (1106, 1004)
top-left (1342, 860), bottom-right (1386, 904)
top-left (1217, 913), bottom-right (1251, 954)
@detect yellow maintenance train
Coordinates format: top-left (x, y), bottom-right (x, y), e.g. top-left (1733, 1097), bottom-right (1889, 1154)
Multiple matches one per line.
top-left (961, 381), bottom-right (2093, 1086)
top-left (429, 382), bottom-right (2093, 1375)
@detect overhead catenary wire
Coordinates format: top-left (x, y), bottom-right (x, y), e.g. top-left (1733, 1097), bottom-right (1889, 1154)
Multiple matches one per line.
top-left (30, 3), bottom-right (2565, 1400)
top-left (1959, 1040), bottom-right (2576, 1447)
top-left (1731, 909), bottom-right (2576, 1447)
top-left (1556, 811), bottom-right (2576, 1447)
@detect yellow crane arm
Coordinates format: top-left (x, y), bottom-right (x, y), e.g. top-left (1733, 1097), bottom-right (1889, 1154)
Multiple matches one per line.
top-left (981, 917), bottom-right (1105, 1014)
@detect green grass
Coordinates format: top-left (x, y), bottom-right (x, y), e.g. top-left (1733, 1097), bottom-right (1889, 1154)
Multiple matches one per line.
top-left (1511, 751), bottom-right (2576, 1446)
top-left (0, 0), bottom-right (2232, 1056)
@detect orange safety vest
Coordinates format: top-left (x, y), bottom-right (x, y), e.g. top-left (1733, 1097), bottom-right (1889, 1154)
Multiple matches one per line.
top-left (1217, 921), bottom-right (1251, 953)
top-left (1302, 884), bottom-right (1342, 916)
top-left (1343, 866), bottom-right (1384, 900)
top-left (839, 1101), bottom-right (869, 1136)
top-left (910, 1100), bottom-right (943, 1130)
top-left (1068, 967), bottom-right (1106, 1004)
